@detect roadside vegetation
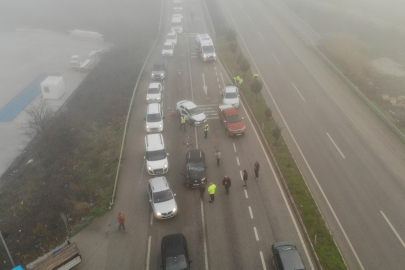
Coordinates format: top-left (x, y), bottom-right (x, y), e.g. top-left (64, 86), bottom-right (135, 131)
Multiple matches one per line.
top-left (205, 0), bottom-right (346, 268)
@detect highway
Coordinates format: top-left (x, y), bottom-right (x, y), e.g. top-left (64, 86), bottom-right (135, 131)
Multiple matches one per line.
top-left (216, 0), bottom-right (405, 269)
top-left (72, 0), bottom-right (318, 269)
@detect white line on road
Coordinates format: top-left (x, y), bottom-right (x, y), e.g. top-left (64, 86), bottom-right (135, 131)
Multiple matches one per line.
top-left (216, 72), bottom-right (218, 76)
top-left (244, 189), bottom-right (248, 199)
top-left (258, 31), bottom-right (264, 39)
top-left (253, 227), bottom-right (259, 241)
top-left (146, 235), bottom-right (151, 270)
top-left (247, 14), bottom-right (252, 21)
top-left (239, 170), bottom-right (243, 180)
top-left (326, 132), bottom-right (345, 159)
top-left (150, 213), bottom-right (153, 226)
top-left (381, 211), bottom-right (405, 249)
top-left (202, 73), bottom-right (207, 96)
top-left (272, 53), bottom-right (280, 65)
top-left (236, 157), bottom-right (240, 166)
top-left (201, 200), bottom-right (209, 270)
top-left (248, 206), bottom-right (254, 219)
top-left (214, 66), bottom-right (216, 70)
top-left (218, 84), bottom-right (221, 89)
top-left (220, 72), bottom-right (226, 87)
top-left (217, 77), bottom-right (219, 82)
top-left (233, 142), bottom-right (237, 152)
top-left (292, 83), bottom-right (306, 102)
top-left (260, 251), bottom-right (267, 270)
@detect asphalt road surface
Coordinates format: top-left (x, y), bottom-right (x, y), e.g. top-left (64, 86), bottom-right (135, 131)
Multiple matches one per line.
top-left (216, 0), bottom-right (405, 269)
top-left (72, 0), bottom-right (318, 269)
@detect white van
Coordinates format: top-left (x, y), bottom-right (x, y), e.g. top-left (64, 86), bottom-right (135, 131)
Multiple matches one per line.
top-left (145, 103), bottom-right (164, 133)
top-left (195, 34), bottom-right (216, 61)
top-left (171, 14), bottom-right (183, 33)
top-left (173, 0), bottom-right (182, 13)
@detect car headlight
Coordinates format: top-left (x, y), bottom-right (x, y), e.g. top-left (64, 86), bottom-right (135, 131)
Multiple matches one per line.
top-left (203, 55), bottom-right (207, 59)
top-left (148, 166), bottom-right (152, 172)
top-left (201, 177), bottom-right (206, 181)
top-left (156, 212), bottom-right (161, 216)
top-left (159, 125), bottom-right (163, 130)
top-left (173, 207), bottom-right (177, 212)
top-left (146, 97), bottom-right (149, 100)
top-left (162, 50), bottom-right (164, 54)
top-left (146, 125), bottom-right (150, 130)
top-left (164, 164), bottom-right (168, 169)
top-left (161, 73), bottom-right (164, 76)
top-left (157, 97), bottom-right (160, 100)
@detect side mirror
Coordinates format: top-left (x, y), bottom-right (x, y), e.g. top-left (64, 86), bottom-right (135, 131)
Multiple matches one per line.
top-left (173, 194), bottom-right (176, 196)
top-left (149, 200), bottom-right (152, 202)
top-left (162, 116), bottom-right (165, 119)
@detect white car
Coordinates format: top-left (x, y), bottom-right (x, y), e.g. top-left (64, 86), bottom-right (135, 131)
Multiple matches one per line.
top-left (145, 103), bottom-right (164, 133)
top-left (166, 32), bottom-right (177, 46)
top-left (146, 83), bottom-right (163, 103)
top-left (176, 100), bottom-right (207, 126)
top-left (162, 41), bottom-right (174, 57)
top-left (148, 176), bottom-right (177, 219)
top-left (222, 86), bottom-right (240, 108)
top-left (145, 134), bottom-right (169, 175)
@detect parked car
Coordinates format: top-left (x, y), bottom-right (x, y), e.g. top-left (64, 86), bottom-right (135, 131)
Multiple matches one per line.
top-left (176, 100), bottom-right (207, 126)
top-left (166, 32), bottom-right (177, 46)
top-left (221, 85), bottom-right (240, 108)
top-left (145, 103), bottom-right (164, 133)
top-left (272, 241), bottom-right (306, 270)
top-left (162, 41), bottom-right (174, 57)
top-left (148, 176), bottom-right (177, 219)
top-left (151, 59), bottom-right (167, 80)
top-left (146, 82), bottom-right (163, 103)
top-left (218, 104), bottom-right (246, 136)
top-left (161, 233), bottom-right (191, 270)
top-left (185, 149), bottom-right (207, 187)
top-left (144, 134), bottom-right (169, 175)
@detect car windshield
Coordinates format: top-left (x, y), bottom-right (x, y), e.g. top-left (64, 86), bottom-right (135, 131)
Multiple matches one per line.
top-left (153, 189), bottom-right (173, 203)
top-left (188, 162), bottom-right (204, 171)
top-left (172, 23), bottom-right (182, 27)
top-left (166, 254), bottom-right (187, 270)
top-left (174, 3), bottom-right (182, 7)
top-left (227, 115), bottom-right (240, 123)
top-left (224, 92), bottom-right (238, 99)
top-left (167, 35), bottom-right (175, 39)
top-left (147, 113), bottom-right (161, 122)
top-left (203, 45), bottom-right (214, 53)
top-left (146, 149), bottom-right (166, 161)
top-left (164, 45), bottom-right (173, 50)
top-left (148, 88), bottom-right (160, 94)
top-left (188, 107), bottom-right (201, 116)
top-left (276, 245), bottom-right (296, 251)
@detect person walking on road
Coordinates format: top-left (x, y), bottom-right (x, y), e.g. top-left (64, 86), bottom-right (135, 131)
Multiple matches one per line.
top-left (180, 115), bottom-right (186, 132)
top-left (199, 184), bottom-right (206, 200)
top-left (243, 170), bottom-right (248, 189)
top-left (204, 123), bottom-right (209, 139)
top-left (118, 212), bottom-right (127, 232)
top-left (254, 161), bottom-right (260, 180)
top-left (222, 175), bottom-right (232, 195)
top-left (208, 182), bottom-right (217, 203)
top-left (215, 150), bottom-right (221, 167)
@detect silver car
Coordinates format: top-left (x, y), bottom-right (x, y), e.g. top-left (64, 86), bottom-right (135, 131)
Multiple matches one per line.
top-left (148, 177), bottom-right (177, 219)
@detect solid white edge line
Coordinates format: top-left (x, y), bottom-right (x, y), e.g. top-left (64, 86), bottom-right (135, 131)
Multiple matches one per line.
top-left (326, 132), bottom-right (345, 159)
top-left (260, 251), bottom-right (267, 270)
top-left (258, 31), bottom-right (264, 40)
top-left (220, 3), bottom-right (364, 268)
top-left (381, 211), bottom-right (405, 249)
top-left (201, 200), bottom-right (209, 270)
top-left (253, 227), bottom-right (259, 241)
top-left (239, 170), bottom-right (243, 180)
top-left (244, 189), bottom-right (249, 199)
top-left (150, 212), bottom-right (153, 226)
top-left (233, 142), bottom-right (237, 152)
top-left (236, 157), bottom-right (240, 166)
top-left (186, 31), bottom-right (194, 103)
top-left (247, 14), bottom-right (252, 21)
top-left (292, 82), bottom-right (306, 102)
top-left (249, 206), bottom-right (254, 219)
top-left (220, 72), bottom-right (226, 87)
top-left (272, 53), bottom-right (280, 65)
top-left (146, 235), bottom-right (151, 270)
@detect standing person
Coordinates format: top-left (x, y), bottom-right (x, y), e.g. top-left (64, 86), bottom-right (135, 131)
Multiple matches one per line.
top-left (204, 123), bottom-right (209, 139)
top-left (243, 170), bottom-right (248, 189)
top-left (208, 182), bottom-right (217, 203)
top-left (199, 184), bottom-right (206, 200)
top-left (222, 175), bottom-right (232, 195)
top-left (118, 212), bottom-right (127, 232)
top-left (254, 161), bottom-right (260, 180)
top-left (180, 115), bottom-right (186, 132)
top-left (215, 150), bottom-right (221, 167)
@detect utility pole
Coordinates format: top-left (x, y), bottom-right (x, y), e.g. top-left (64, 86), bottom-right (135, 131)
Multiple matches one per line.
top-left (0, 231), bottom-right (16, 267)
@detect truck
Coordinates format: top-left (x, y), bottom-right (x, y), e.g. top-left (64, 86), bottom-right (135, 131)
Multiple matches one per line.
top-left (195, 34), bottom-right (216, 61)
top-left (218, 104), bottom-right (246, 136)
top-left (24, 240), bottom-right (83, 270)
top-left (173, 0), bottom-right (182, 12)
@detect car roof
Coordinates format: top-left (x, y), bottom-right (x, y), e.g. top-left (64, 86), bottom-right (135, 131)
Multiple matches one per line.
top-left (145, 134), bottom-right (164, 151)
top-left (149, 83), bottom-right (161, 88)
top-left (278, 250), bottom-right (305, 270)
top-left (221, 106), bottom-right (238, 116)
top-left (163, 41), bottom-right (173, 46)
top-left (167, 32), bottom-right (176, 37)
top-left (224, 86), bottom-right (238, 92)
top-left (177, 100), bottom-right (196, 109)
top-left (186, 149), bottom-right (204, 162)
top-left (147, 103), bottom-right (160, 114)
top-left (149, 176), bottom-right (169, 192)
top-left (162, 233), bottom-right (186, 256)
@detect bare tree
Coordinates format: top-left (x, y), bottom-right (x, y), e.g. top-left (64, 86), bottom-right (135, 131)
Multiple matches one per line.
top-left (239, 57), bottom-right (251, 79)
top-left (23, 99), bottom-right (55, 138)
top-left (272, 123), bottom-right (283, 145)
top-left (250, 79), bottom-right (263, 103)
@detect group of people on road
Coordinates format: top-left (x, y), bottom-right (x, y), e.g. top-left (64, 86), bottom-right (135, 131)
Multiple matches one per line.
top-left (233, 75), bottom-right (244, 88)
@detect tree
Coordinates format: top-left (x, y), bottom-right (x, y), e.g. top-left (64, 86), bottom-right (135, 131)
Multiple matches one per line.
top-left (229, 42), bottom-right (237, 61)
top-left (250, 79), bottom-right (263, 103)
top-left (264, 108), bottom-right (272, 120)
top-left (239, 57), bottom-right (251, 79)
top-left (23, 99), bottom-right (55, 138)
top-left (272, 123), bottom-right (283, 145)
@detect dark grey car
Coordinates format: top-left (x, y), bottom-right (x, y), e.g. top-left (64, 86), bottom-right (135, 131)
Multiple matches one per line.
top-left (272, 241), bottom-right (305, 270)
top-left (185, 149), bottom-right (207, 188)
top-left (151, 59), bottom-right (166, 80)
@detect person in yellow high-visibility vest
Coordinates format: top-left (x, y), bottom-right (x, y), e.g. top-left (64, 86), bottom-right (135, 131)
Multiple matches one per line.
top-left (253, 73), bottom-right (259, 79)
top-left (180, 115), bottom-right (186, 132)
top-left (204, 123), bottom-right (209, 139)
top-left (208, 182), bottom-right (217, 203)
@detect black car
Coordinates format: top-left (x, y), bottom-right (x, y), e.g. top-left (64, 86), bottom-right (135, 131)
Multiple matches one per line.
top-left (185, 149), bottom-right (207, 187)
top-left (161, 233), bottom-right (191, 270)
top-left (272, 241), bottom-right (305, 270)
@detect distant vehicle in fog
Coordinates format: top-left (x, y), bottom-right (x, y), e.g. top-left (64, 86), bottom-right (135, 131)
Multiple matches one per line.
top-left (166, 32), bottom-right (178, 46)
top-left (195, 34), bottom-right (216, 61)
top-left (173, 0), bottom-right (182, 13)
top-left (171, 14), bottom-right (183, 33)
top-left (162, 41), bottom-right (174, 57)
top-left (151, 59), bottom-right (167, 80)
